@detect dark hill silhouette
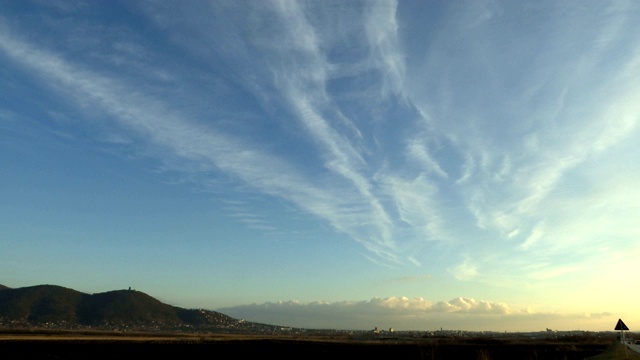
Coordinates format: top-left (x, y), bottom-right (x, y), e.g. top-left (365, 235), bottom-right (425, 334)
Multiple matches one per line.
top-left (0, 284), bottom-right (276, 332)
top-left (0, 285), bottom-right (85, 324)
top-left (77, 289), bottom-right (184, 325)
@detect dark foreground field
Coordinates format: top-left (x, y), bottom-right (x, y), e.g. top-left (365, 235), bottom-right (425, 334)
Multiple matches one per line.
top-left (0, 331), bottom-right (619, 360)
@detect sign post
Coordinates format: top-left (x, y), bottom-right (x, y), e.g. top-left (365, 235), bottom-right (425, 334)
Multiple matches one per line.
top-left (615, 319), bottom-right (630, 358)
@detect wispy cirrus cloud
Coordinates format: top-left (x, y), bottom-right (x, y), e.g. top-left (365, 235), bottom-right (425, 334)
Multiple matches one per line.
top-left (0, 11), bottom-right (405, 263)
top-left (448, 258), bottom-right (478, 281)
top-left (3, 0), bottom-right (640, 278)
top-left (364, 0), bottom-right (404, 98)
top-left (398, 0), bottom-right (640, 271)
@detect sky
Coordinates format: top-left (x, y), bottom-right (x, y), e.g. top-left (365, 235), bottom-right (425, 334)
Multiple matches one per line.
top-left (1, 0), bottom-right (640, 333)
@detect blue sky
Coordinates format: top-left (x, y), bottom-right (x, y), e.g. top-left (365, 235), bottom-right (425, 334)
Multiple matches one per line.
top-left (2, 0), bottom-right (640, 332)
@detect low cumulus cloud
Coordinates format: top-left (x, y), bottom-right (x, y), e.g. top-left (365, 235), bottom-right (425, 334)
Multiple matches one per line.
top-left (218, 297), bottom-right (615, 332)
top-left (432, 298), bottom-right (510, 315)
top-left (218, 296), bottom-right (512, 330)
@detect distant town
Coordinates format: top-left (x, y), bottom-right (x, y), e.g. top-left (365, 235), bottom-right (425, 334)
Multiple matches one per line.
top-left (0, 314), bottom-right (625, 343)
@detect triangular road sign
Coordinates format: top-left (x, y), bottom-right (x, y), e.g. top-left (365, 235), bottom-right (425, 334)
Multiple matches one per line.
top-left (615, 319), bottom-right (629, 331)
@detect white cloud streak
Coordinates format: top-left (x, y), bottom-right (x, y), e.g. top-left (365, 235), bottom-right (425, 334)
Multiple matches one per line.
top-left (399, 0), bottom-right (640, 276)
top-left (3, 1), bottom-right (640, 279)
top-left (0, 23), bottom-right (400, 262)
top-left (364, 0), bottom-right (404, 98)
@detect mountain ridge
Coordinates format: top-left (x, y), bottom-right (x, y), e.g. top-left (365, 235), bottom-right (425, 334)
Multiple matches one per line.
top-left (0, 284), bottom-right (280, 333)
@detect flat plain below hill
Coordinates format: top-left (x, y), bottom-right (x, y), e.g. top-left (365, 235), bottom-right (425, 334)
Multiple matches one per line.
top-left (0, 330), bottom-right (617, 360)
top-left (585, 342), bottom-right (640, 360)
